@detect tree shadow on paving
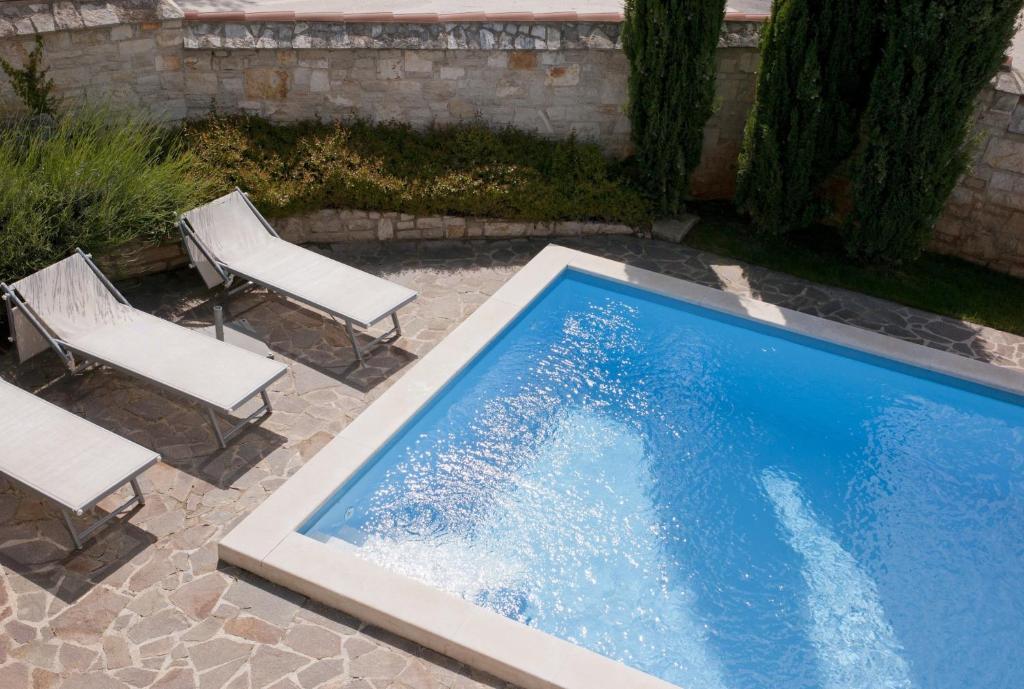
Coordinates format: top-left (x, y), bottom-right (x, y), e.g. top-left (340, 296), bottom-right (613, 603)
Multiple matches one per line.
top-left (564, 234), bottom-right (1009, 368)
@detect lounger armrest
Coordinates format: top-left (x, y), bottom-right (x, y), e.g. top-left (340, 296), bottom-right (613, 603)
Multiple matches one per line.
top-left (235, 188), bottom-right (281, 239)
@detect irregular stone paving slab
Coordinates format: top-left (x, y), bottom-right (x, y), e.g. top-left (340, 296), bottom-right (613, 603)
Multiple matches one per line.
top-left (1, 237), bottom-right (1022, 689)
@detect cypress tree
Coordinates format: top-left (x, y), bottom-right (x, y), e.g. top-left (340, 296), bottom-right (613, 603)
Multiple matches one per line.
top-left (622, 0), bottom-right (727, 216)
top-left (844, 0), bottom-right (1023, 263)
top-left (735, 0), bottom-right (880, 235)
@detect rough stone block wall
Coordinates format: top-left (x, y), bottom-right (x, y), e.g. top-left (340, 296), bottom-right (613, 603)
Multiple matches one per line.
top-left (183, 46), bottom-right (632, 152)
top-left (174, 20), bottom-right (760, 195)
top-left (933, 71), bottom-right (1024, 277)
top-left (0, 1), bottom-right (186, 119)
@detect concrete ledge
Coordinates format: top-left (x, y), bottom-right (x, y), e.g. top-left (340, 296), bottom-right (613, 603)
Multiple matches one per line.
top-left (219, 243), bottom-right (1024, 689)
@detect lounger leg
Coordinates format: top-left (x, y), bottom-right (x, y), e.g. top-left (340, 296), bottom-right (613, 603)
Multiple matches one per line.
top-left (62, 510), bottom-right (84, 550)
top-left (205, 393), bottom-right (273, 449)
top-left (61, 480), bottom-right (147, 551)
top-left (391, 312), bottom-right (402, 337)
top-left (206, 405), bottom-right (228, 449)
top-left (344, 320), bottom-right (366, 366)
top-left (131, 478), bottom-right (145, 507)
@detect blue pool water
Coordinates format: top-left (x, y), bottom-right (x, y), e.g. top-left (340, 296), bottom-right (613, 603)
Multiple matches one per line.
top-left (303, 270), bottom-right (1024, 689)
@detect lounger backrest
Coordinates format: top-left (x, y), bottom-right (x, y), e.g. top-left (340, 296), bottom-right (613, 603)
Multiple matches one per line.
top-left (3, 289), bottom-right (50, 364)
top-left (182, 191), bottom-right (275, 287)
top-left (10, 254), bottom-right (133, 359)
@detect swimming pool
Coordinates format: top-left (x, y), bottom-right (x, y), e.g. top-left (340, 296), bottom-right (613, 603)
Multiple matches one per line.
top-left (222, 246), bottom-right (1024, 689)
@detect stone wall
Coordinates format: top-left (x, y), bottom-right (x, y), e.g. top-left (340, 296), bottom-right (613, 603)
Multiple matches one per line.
top-left (177, 19), bottom-right (759, 195)
top-left (0, 0), bottom-right (187, 119)
top-left (274, 208), bottom-right (633, 243)
top-left (0, 0), bottom-right (761, 197)
top-left (933, 70), bottom-right (1024, 277)
top-left (693, 46), bottom-right (759, 199)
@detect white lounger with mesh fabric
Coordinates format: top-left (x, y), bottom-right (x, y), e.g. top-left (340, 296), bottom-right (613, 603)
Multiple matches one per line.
top-left (179, 190), bottom-right (418, 364)
top-left (0, 250), bottom-right (288, 448)
top-left (0, 378), bottom-right (159, 549)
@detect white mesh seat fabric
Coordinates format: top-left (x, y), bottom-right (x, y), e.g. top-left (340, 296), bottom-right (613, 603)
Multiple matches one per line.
top-left (183, 191), bottom-right (417, 328)
top-left (227, 239), bottom-right (417, 328)
top-left (0, 378), bottom-right (158, 514)
top-left (10, 254), bottom-right (287, 412)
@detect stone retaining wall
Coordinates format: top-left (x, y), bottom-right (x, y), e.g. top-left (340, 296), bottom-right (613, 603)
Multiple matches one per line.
top-left (95, 237), bottom-right (190, 279)
top-left (274, 208), bottom-right (633, 243)
top-left (95, 209), bottom-right (636, 280)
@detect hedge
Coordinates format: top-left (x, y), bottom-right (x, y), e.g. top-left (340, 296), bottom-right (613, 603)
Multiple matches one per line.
top-left (182, 115), bottom-right (652, 228)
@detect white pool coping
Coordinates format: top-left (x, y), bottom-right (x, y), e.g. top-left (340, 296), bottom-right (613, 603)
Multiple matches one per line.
top-left (219, 244), bottom-right (1024, 689)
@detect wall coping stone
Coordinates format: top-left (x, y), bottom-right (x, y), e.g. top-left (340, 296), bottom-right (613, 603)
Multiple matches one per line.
top-left (994, 67), bottom-right (1024, 96)
top-left (181, 9), bottom-right (770, 24)
top-left (182, 17), bottom-right (764, 51)
top-left (0, 0), bottom-right (182, 38)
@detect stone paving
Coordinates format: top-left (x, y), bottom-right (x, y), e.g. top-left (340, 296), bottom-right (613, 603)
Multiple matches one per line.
top-left (1, 237), bottom-right (1023, 689)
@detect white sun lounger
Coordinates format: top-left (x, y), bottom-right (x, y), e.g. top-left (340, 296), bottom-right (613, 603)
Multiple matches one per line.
top-left (0, 250), bottom-right (288, 448)
top-left (179, 190), bottom-right (418, 364)
top-left (0, 378), bottom-right (159, 549)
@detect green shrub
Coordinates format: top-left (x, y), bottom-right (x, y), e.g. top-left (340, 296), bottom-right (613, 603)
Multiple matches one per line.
top-left (182, 115), bottom-right (652, 227)
top-left (735, 0), bottom-right (880, 235)
top-left (0, 107), bottom-right (210, 284)
top-left (0, 35), bottom-right (58, 117)
top-left (622, 0), bottom-right (726, 215)
top-left (844, 0), bottom-right (1023, 263)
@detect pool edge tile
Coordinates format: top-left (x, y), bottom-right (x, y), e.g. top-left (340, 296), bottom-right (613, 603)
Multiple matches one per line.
top-left (219, 435), bottom-right (377, 573)
top-left (336, 297), bottom-right (524, 456)
top-left (262, 533), bottom-right (477, 659)
top-left (488, 243), bottom-right (573, 308)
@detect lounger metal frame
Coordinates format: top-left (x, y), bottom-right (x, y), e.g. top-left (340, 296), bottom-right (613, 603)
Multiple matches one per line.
top-left (5, 465), bottom-right (149, 550)
top-left (63, 477), bottom-right (146, 550)
top-left (178, 190), bottom-right (410, 365)
top-left (1, 249), bottom-right (274, 449)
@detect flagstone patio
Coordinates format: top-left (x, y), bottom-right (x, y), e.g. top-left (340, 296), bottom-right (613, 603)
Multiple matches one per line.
top-left (1, 236), bottom-right (1022, 689)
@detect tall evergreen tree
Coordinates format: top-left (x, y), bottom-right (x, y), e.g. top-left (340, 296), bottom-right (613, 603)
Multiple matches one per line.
top-left (735, 0), bottom-right (880, 235)
top-left (845, 0), bottom-right (1023, 263)
top-left (622, 0), bottom-right (727, 216)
